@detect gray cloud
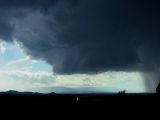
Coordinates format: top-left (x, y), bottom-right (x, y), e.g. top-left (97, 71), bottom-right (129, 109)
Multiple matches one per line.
top-left (0, 0), bottom-right (160, 91)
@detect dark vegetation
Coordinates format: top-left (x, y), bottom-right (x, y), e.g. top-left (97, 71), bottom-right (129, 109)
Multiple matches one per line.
top-left (0, 83), bottom-right (159, 107)
top-left (0, 90), bottom-right (160, 106)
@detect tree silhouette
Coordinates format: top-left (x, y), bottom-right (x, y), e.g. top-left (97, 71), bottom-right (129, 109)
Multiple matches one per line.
top-left (156, 83), bottom-right (160, 93)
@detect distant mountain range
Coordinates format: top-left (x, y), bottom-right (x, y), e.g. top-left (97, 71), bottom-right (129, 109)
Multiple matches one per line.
top-left (0, 90), bottom-right (50, 96)
top-left (0, 87), bottom-right (154, 96)
top-left (31, 86), bottom-right (124, 94)
top-left (0, 86), bottom-right (132, 95)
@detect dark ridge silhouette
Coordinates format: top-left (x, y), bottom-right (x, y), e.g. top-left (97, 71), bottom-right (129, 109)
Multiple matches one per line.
top-left (0, 90), bottom-right (159, 106)
top-left (0, 90), bottom-right (56, 96)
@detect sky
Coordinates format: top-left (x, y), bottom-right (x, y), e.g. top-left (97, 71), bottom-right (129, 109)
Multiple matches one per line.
top-left (0, 0), bottom-right (160, 93)
top-left (0, 41), bottom-right (145, 93)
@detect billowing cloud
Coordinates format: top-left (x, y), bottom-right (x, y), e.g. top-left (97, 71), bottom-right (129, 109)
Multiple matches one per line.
top-left (3, 56), bottom-right (37, 71)
top-left (0, 0), bottom-right (160, 91)
top-left (0, 70), bottom-right (55, 91)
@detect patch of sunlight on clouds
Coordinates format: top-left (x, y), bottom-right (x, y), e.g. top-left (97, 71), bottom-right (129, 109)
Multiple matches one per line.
top-left (0, 69), bottom-right (146, 93)
top-left (55, 72), bottom-right (145, 93)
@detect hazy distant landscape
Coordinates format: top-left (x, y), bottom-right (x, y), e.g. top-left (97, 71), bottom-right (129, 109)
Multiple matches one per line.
top-left (30, 86), bottom-right (125, 94)
top-left (0, 86), bottom-right (124, 94)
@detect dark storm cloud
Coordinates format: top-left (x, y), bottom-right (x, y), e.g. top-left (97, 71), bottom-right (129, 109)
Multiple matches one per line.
top-left (1, 0), bottom-right (160, 90)
top-left (0, 0), bottom-right (57, 41)
top-left (0, 0), bottom-right (56, 9)
top-left (12, 0), bottom-right (142, 74)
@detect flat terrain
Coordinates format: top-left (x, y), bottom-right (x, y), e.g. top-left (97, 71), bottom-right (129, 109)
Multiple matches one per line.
top-left (0, 91), bottom-right (160, 106)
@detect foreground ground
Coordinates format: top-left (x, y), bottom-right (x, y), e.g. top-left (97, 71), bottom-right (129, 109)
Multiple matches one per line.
top-left (0, 91), bottom-right (160, 106)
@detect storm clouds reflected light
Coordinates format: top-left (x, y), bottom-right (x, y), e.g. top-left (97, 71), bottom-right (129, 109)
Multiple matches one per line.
top-left (0, 70), bottom-right (146, 93)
